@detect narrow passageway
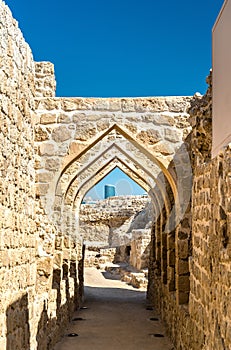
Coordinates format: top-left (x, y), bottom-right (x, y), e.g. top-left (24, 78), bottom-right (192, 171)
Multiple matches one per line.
top-left (54, 267), bottom-right (174, 350)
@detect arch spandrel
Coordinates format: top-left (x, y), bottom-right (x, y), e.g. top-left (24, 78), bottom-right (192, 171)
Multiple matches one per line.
top-left (62, 145), bottom-right (170, 214)
top-left (63, 144), bottom-right (159, 201)
top-left (56, 124), bottom-right (176, 200)
top-left (35, 99), bottom-right (192, 236)
top-left (68, 154), bottom-right (170, 229)
top-left (58, 124), bottom-right (179, 197)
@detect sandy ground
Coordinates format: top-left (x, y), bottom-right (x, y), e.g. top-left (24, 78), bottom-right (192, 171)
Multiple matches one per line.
top-left (53, 267), bottom-right (174, 350)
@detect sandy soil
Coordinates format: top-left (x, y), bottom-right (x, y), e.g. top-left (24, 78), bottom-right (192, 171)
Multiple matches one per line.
top-left (53, 267), bottom-right (174, 350)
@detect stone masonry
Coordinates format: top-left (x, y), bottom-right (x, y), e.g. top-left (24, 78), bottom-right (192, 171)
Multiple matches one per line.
top-left (79, 195), bottom-right (149, 246)
top-left (147, 73), bottom-right (231, 350)
top-left (0, 1), bottom-right (230, 350)
top-left (0, 3), bottom-right (83, 349)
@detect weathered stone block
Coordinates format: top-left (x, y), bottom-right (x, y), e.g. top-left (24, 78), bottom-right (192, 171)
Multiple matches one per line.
top-left (39, 142), bottom-right (56, 156)
top-left (93, 99), bottom-right (109, 110)
top-left (178, 260), bottom-right (189, 275)
top-left (152, 141), bottom-right (174, 155)
top-left (35, 183), bottom-right (49, 196)
top-left (164, 128), bottom-right (182, 143)
top-left (75, 123), bottom-right (97, 141)
top-left (35, 126), bottom-right (50, 142)
top-left (40, 114), bottom-right (56, 124)
top-left (178, 239), bottom-right (189, 259)
top-left (137, 129), bottom-right (162, 145)
top-left (51, 125), bottom-right (72, 142)
top-left (57, 113), bottom-right (72, 124)
top-left (109, 99), bottom-right (121, 111)
top-left (121, 99), bottom-right (135, 112)
top-left (45, 158), bottom-right (61, 171)
top-left (178, 291), bottom-right (189, 304)
top-left (36, 171), bottom-right (53, 183)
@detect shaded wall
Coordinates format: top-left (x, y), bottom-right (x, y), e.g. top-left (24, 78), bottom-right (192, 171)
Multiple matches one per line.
top-left (0, 2), bottom-right (37, 348)
top-left (0, 2), bottom-right (83, 349)
top-left (147, 74), bottom-right (231, 349)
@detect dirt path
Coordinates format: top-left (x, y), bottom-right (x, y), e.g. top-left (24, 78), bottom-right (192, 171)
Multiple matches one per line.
top-left (54, 267), bottom-right (174, 350)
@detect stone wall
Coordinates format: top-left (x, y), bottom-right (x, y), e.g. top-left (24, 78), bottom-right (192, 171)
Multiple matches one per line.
top-left (188, 72), bottom-right (212, 167)
top-left (33, 90), bottom-right (192, 244)
top-left (2, 2), bottom-right (230, 349)
top-left (79, 195), bottom-right (149, 246)
top-left (189, 145), bottom-right (231, 349)
top-left (0, 2), bottom-right (37, 348)
top-left (0, 2), bottom-right (83, 349)
top-left (80, 196), bottom-right (152, 271)
top-left (0, 2), bottom-right (193, 345)
top-left (147, 75), bottom-right (231, 350)
top-left (129, 229), bottom-right (151, 270)
top-left (35, 61), bottom-right (56, 98)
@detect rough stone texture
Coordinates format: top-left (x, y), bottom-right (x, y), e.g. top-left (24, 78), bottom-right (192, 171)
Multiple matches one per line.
top-left (188, 72), bottom-right (212, 167)
top-left (34, 93), bottom-right (192, 240)
top-left (130, 230), bottom-right (151, 270)
top-left (35, 61), bottom-right (56, 98)
top-left (0, 3), bottom-right (83, 349)
top-left (189, 145), bottom-right (231, 350)
top-left (79, 195), bottom-right (149, 247)
top-left (147, 76), bottom-right (231, 350)
top-left (84, 247), bottom-right (117, 268)
top-left (1, 2), bottom-right (230, 350)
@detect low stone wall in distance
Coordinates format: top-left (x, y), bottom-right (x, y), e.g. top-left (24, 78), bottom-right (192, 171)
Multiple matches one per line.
top-left (79, 195), bottom-right (149, 247)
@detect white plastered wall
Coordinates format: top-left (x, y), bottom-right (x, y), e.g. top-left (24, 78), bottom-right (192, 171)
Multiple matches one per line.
top-left (212, 0), bottom-right (231, 157)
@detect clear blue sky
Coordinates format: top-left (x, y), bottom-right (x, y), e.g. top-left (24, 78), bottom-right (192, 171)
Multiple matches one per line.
top-left (5, 0), bottom-right (224, 198)
top-left (6, 0), bottom-right (223, 97)
top-left (84, 167), bottom-right (147, 201)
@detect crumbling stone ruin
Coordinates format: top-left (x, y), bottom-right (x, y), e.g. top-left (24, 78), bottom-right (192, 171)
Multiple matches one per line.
top-left (0, 0), bottom-right (230, 349)
top-left (79, 195), bottom-right (150, 247)
top-left (81, 195), bottom-right (153, 289)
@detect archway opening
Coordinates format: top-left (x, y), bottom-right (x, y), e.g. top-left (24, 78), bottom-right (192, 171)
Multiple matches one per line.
top-left (51, 122), bottom-right (191, 310)
top-left (79, 167), bottom-right (153, 292)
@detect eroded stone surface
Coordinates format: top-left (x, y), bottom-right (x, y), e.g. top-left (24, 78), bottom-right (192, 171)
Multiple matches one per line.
top-left (0, 2), bottom-right (230, 350)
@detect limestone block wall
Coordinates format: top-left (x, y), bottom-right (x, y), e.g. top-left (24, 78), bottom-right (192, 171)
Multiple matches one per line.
top-left (3, 1), bottom-right (230, 349)
top-left (111, 199), bottom-right (154, 246)
top-left (189, 145), bottom-right (231, 349)
top-left (79, 195), bottom-right (149, 246)
top-left (35, 61), bottom-right (56, 98)
top-left (130, 229), bottom-right (151, 270)
top-left (0, 2), bottom-right (37, 348)
top-left (188, 72), bottom-right (212, 167)
top-left (0, 2), bottom-right (83, 349)
top-left (33, 92), bottom-right (192, 241)
top-left (147, 76), bottom-right (231, 350)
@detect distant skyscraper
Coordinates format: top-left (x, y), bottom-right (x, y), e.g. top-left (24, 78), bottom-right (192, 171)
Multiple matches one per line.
top-left (104, 184), bottom-right (116, 199)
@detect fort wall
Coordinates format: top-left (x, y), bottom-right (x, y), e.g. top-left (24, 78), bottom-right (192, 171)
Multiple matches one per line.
top-left (79, 195), bottom-right (149, 246)
top-left (147, 74), bottom-right (231, 349)
top-left (0, 1), bottom-right (230, 349)
top-left (0, 2), bottom-right (83, 349)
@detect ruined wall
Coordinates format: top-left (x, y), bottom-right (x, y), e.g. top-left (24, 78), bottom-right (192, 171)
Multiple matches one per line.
top-left (79, 195), bottom-right (149, 246)
top-left (0, 3), bottom-right (37, 348)
top-left (0, 2), bottom-right (193, 345)
top-left (80, 196), bottom-right (152, 271)
top-left (148, 75), bottom-right (231, 350)
top-left (130, 229), bottom-right (151, 270)
top-left (0, 2), bottom-right (82, 349)
top-left (33, 92), bottom-right (192, 240)
top-left (188, 72), bottom-right (212, 167)
top-left (190, 145), bottom-right (231, 349)
top-left (3, 2), bottom-right (230, 349)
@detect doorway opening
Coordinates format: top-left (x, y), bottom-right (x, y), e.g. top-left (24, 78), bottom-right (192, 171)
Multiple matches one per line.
top-left (80, 167), bottom-right (151, 292)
